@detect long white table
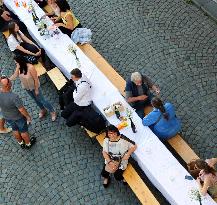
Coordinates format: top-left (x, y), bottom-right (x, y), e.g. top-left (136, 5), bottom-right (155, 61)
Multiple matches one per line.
top-left (4, 1), bottom-right (216, 204)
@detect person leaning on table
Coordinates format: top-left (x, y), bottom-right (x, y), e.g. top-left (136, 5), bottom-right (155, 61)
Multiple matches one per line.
top-left (54, 0), bottom-right (82, 37)
top-left (101, 125), bottom-right (137, 188)
top-left (194, 159), bottom-right (217, 199)
top-left (125, 72), bottom-right (160, 119)
top-left (142, 97), bottom-right (181, 140)
top-left (188, 158), bottom-right (217, 179)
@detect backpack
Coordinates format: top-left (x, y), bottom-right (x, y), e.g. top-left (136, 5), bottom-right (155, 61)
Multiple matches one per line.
top-left (58, 80), bottom-right (76, 110)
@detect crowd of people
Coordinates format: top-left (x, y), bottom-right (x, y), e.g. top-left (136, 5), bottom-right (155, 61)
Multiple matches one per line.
top-left (0, 0), bottom-right (216, 197)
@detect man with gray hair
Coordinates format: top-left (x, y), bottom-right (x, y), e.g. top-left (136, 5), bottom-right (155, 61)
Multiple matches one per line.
top-left (125, 72), bottom-right (160, 118)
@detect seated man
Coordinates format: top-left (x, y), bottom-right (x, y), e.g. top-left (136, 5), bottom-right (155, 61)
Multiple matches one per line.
top-left (61, 68), bottom-right (92, 119)
top-left (125, 72), bottom-right (160, 119)
top-left (0, 7), bottom-right (27, 33)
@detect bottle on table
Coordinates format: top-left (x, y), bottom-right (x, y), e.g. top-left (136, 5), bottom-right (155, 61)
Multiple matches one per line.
top-left (130, 118), bottom-right (137, 133)
top-left (114, 105), bottom-right (120, 120)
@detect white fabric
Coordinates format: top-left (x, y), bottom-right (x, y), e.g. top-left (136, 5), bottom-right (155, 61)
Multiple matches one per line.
top-left (71, 28), bottom-right (92, 45)
top-left (4, 1), bottom-right (216, 204)
top-left (73, 75), bottom-right (92, 107)
top-left (103, 136), bottom-right (134, 170)
top-left (7, 30), bottom-right (24, 51)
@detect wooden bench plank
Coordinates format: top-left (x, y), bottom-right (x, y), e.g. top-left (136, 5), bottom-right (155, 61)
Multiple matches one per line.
top-left (47, 67), bottom-right (67, 90)
top-left (168, 135), bottom-right (199, 163)
top-left (85, 129), bottom-right (160, 205)
top-left (78, 44), bottom-right (126, 95)
top-left (2, 30), bottom-right (9, 39)
top-left (123, 164), bottom-right (160, 205)
top-left (34, 62), bottom-right (47, 77)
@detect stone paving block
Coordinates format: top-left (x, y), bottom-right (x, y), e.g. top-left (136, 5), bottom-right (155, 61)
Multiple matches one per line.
top-left (1, 0), bottom-right (217, 204)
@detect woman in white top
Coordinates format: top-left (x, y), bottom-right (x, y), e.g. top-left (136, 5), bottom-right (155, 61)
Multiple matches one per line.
top-left (10, 56), bottom-right (57, 121)
top-left (101, 125), bottom-right (137, 188)
top-left (7, 21), bottom-right (43, 63)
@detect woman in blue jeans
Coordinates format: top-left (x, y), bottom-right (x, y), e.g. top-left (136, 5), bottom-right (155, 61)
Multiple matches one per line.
top-left (10, 56), bottom-right (57, 121)
top-left (142, 97), bottom-right (181, 140)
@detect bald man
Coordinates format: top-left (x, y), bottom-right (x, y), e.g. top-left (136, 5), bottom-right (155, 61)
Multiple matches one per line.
top-left (0, 77), bottom-right (35, 149)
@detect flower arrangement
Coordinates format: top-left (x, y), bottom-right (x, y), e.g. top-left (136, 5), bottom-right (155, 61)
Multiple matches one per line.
top-left (126, 108), bottom-right (133, 119)
top-left (68, 45), bottom-right (81, 67)
top-left (189, 189), bottom-right (202, 205)
top-left (126, 108), bottom-right (137, 133)
top-left (68, 45), bottom-right (78, 59)
top-left (37, 19), bottom-right (49, 36)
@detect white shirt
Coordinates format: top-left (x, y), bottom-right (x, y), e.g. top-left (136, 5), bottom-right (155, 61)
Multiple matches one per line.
top-left (7, 30), bottom-right (24, 51)
top-left (73, 75), bottom-right (92, 106)
top-left (103, 135), bottom-right (135, 170)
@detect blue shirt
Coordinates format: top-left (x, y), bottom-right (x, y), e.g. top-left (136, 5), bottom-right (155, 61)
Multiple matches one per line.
top-left (142, 102), bottom-right (181, 140)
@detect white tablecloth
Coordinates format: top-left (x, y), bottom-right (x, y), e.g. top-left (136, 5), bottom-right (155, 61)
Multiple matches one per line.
top-left (4, 1), bottom-right (216, 204)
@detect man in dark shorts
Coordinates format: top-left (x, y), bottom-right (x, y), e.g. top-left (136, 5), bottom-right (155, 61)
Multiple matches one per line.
top-left (0, 76), bottom-right (36, 149)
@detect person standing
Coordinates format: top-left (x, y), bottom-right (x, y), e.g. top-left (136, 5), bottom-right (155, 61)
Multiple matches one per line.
top-left (10, 56), bottom-right (57, 121)
top-left (0, 76), bottom-right (35, 149)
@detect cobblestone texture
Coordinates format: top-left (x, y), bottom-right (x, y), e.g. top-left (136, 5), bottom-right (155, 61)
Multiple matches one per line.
top-left (0, 0), bottom-right (217, 204)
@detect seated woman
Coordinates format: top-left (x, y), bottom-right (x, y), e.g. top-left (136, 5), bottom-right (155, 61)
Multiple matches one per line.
top-left (142, 97), bottom-right (181, 140)
top-left (101, 125), bottom-right (137, 188)
top-left (54, 0), bottom-right (81, 37)
top-left (188, 158), bottom-right (217, 179)
top-left (46, 0), bottom-right (60, 18)
top-left (7, 21), bottom-right (44, 64)
top-left (10, 56), bottom-right (57, 121)
top-left (195, 159), bottom-right (217, 198)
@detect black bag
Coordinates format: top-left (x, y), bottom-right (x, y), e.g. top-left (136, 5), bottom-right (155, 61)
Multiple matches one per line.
top-left (58, 80), bottom-right (76, 110)
top-left (66, 106), bottom-right (107, 134)
top-left (20, 42), bottom-right (40, 64)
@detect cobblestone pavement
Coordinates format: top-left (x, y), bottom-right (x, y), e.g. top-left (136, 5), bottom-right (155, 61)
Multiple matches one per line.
top-left (0, 0), bottom-right (217, 204)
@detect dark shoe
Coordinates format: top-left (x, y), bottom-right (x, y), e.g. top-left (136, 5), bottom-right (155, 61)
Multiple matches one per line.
top-left (20, 144), bottom-right (25, 149)
top-left (122, 179), bottom-right (127, 186)
top-left (25, 137), bottom-right (36, 149)
top-left (103, 177), bottom-right (110, 188)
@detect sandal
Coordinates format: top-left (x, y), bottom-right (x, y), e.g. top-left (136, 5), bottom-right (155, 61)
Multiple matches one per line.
top-left (51, 112), bottom-right (57, 122)
top-left (39, 109), bottom-right (47, 119)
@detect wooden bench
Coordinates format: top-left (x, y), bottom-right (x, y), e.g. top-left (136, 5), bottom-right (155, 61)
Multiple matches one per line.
top-left (35, 62), bottom-right (47, 77)
top-left (2, 30), bottom-right (9, 39)
top-left (78, 44), bottom-right (199, 164)
top-left (47, 67), bottom-right (67, 90)
top-left (85, 129), bottom-right (160, 205)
